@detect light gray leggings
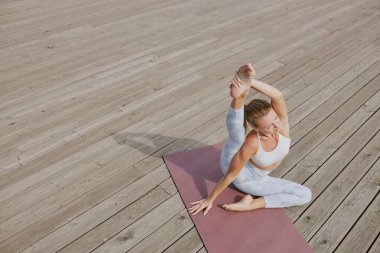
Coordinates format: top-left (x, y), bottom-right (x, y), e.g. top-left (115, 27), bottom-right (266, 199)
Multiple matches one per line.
top-left (219, 105), bottom-right (312, 208)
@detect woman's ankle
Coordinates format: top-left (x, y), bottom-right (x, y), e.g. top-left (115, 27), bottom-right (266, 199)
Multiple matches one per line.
top-left (253, 197), bottom-right (266, 209)
top-left (231, 98), bottom-right (245, 109)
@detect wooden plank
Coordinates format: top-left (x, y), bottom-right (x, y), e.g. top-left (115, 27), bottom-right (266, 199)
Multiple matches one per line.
top-left (163, 227), bottom-right (204, 253)
top-left (287, 45), bottom-right (380, 127)
top-left (276, 61), bottom-right (380, 177)
top-left (0, 9), bottom-right (368, 182)
top-left (0, 134), bottom-right (115, 198)
top-left (0, 0), bottom-right (366, 156)
top-left (67, 18), bottom-right (376, 150)
top-left (270, 6), bottom-right (379, 82)
top-left (0, 0), bottom-right (372, 115)
top-left (0, 0), bottom-right (280, 92)
top-left (309, 156), bottom-right (380, 252)
top-left (334, 193), bottom-right (380, 253)
top-left (128, 209), bottom-right (194, 253)
top-left (197, 247), bottom-right (208, 253)
top-left (0, 0), bottom-right (306, 124)
top-left (159, 177), bottom-right (178, 196)
top-left (294, 115), bottom-right (380, 238)
top-left (0, 0), bottom-right (157, 24)
top-left (367, 235), bottom-right (380, 253)
top-left (285, 88), bottom-right (380, 218)
top-left (0, 0), bottom-right (184, 48)
top-left (56, 185), bottom-right (173, 253)
top-left (0, 1), bottom-right (378, 252)
top-left (0, 0), bottom-right (356, 119)
top-left (0, 165), bottom-right (170, 252)
top-left (0, 10), bottom-right (332, 192)
top-left (284, 36), bottom-right (379, 114)
top-left (0, 2), bottom-right (207, 93)
top-left (88, 193), bottom-right (184, 253)
top-left (0, 0), bottom-right (108, 17)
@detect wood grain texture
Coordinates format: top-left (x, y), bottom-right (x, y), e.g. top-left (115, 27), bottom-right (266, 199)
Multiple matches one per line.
top-left (0, 0), bottom-right (379, 252)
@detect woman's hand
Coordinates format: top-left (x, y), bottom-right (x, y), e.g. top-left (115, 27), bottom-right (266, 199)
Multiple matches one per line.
top-left (189, 198), bottom-right (213, 215)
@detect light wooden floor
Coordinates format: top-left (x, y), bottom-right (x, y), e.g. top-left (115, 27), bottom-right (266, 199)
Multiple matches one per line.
top-left (0, 0), bottom-right (379, 252)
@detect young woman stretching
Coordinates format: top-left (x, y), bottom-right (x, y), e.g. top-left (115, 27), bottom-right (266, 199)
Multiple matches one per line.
top-left (189, 63), bottom-right (312, 216)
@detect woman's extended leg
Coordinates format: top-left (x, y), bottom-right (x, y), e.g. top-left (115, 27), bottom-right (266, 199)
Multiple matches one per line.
top-left (233, 173), bottom-right (312, 208)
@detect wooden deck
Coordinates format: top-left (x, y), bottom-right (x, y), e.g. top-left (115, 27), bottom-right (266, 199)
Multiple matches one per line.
top-left (0, 0), bottom-right (379, 252)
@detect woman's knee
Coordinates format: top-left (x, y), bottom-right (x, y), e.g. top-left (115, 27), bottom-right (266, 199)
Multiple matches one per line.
top-left (300, 186), bottom-right (312, 204)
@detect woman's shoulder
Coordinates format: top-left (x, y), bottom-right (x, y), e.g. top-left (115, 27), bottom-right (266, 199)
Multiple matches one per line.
top-left (246, 130), bottom-right (260, 147)
top-left (245, 131), bottom-right (259, 157)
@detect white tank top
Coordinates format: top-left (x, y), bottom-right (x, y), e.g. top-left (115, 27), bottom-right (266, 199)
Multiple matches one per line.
top-left (251, 131), bottom-right (291, 167)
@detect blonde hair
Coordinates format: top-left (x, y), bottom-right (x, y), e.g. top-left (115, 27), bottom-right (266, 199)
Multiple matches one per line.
top-left (243, 99), bottom-right (272, 135)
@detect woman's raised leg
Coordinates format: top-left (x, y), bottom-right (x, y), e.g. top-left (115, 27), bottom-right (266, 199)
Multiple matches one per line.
top-left (220, 64), bottom-right (254, 175)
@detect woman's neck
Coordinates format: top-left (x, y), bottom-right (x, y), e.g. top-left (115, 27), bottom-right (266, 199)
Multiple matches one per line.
top-left (258, 131), bottom-right (277, 141)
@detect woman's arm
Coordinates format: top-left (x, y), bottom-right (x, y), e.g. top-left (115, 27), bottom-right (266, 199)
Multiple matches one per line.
top-left (251, 79), bottom-right (288, 120)
top-left (189, 138), bottom-right (257, 215)
top-left (250, 78), bottom-right (282, 99)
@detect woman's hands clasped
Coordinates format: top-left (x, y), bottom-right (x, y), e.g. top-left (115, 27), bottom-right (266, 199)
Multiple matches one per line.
top-left (189, 198), bottom-right (213, 215)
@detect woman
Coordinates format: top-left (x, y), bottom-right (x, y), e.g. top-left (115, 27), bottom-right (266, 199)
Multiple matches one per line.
top-left (189, 63), bottom-right (312, 216)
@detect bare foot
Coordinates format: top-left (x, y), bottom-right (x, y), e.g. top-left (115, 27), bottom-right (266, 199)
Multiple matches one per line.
top-left (223, 194), bottom-right (257, 211)
top-left (229, 63), bottom-right (255, 99)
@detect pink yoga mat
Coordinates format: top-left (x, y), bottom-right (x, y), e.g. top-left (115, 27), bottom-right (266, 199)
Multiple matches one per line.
top-left (162, 142), bottom-right (314, 253)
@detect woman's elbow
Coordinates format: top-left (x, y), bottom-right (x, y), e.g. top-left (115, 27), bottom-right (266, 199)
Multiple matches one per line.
top-left (274, 92), bottom-right (284, 101)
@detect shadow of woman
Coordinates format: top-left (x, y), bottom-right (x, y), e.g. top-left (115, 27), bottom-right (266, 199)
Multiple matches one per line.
top-left (112, 131), bottom-right (241, 201)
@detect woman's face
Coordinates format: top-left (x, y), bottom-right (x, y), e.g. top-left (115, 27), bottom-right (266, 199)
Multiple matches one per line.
top-left (252, 109), bottom-right (280, 135)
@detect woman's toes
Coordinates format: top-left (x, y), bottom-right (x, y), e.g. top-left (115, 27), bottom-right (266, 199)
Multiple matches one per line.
top-left (223, 203), bottom-right (237, 211)
top-left (223, 202), bottom-right (244, 211)
top-left (247, 63), bottom-right (254, 71)
top-left (222, 204), bottom-right (231, 211)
